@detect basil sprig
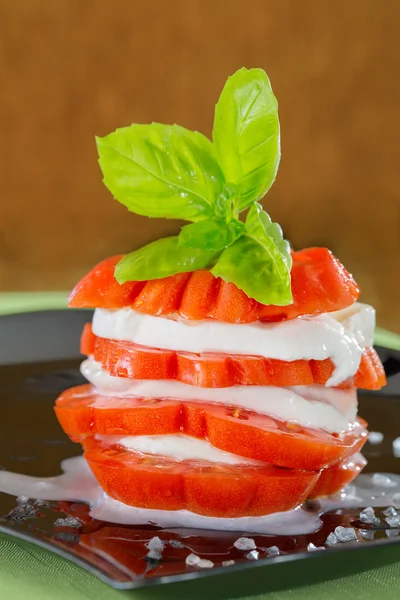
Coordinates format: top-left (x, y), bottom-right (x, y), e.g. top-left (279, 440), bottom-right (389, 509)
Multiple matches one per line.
top-left (98, 68), bottom-right (292, 305)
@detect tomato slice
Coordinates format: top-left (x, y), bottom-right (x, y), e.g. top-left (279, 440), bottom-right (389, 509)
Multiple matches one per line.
top-left (83, 437), bottom-right (320, 517)
top-left (82, 326), bottom-right (386, 390)
top-left (68, 256), bottom-right (146, 309)
top-left (309, 453), bottom-right (367, 498)
top-left (55, 385), bottom-right (368, 470)
top-left (354, 347), bottom-right (387, 391)
top-left (80, 323), bottom-right (96, 356)
top-left (68, 248), bottom-right (359, 322)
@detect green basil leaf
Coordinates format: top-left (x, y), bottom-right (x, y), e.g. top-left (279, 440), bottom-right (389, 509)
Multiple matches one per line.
top-left (178, 218), bottom-right (244, 252)
top-left (97, 123), bottom-right (224, 221)
top-left (245, 202), bottom-right (292, 273)
top-left (211, 203), bottom-right (292, 306)
top-left (115, 236), bottom-right (219, 283)
top-left (213, 67), bottom-right (280, 213)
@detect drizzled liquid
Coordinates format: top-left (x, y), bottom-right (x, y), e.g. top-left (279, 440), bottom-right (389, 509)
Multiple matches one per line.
top-left (1, 456), bottom-right (400, 535)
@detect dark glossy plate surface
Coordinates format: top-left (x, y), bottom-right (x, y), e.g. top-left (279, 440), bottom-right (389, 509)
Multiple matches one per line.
top-left (1, 311), bottom-right (400, 599)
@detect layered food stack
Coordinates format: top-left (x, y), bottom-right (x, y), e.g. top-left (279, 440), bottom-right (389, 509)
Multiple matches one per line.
top-left (55, 67), bottom-right (386, 524)
top-left (55, 249), bottom-right (385, 520)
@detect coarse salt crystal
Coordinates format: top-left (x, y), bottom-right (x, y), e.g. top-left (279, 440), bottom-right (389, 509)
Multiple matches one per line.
top-left (368, 431), bottom-right (384, 444)
top-left (325, 532), bottom-right (339, 546)
top-left (185, 553), bottom-right (201, 567)
top-left (54, 516), bottom-right (83, 529)
top-left (334, 526), bottom-right (357, 542)
top-left (360, 507), bottom-right (375, 523)
top-left (197, 559), bottom-right (214, 569)
top-left (246, 550), bottom-right (259, 561)
top-left (385, 515), bottom-right (400, 528)
top-left (146, 537), bottom-right (165, 552)
top-left (386, 529), bottom-right (400, 538)
top-left (16, 495), bottom-right (29, 505)
top-left (383, 506), bottom-right (398, 517)
top-left (222, 560), bottom-right (235, 567)
top-left (233, 537), bottom-right (256, 551)
top-left (307, 543), bottom-right (325, 551)
top-left (393, 437), bottom-right (400, 457)
top-left (34, 499), bottom-right (48, 507)
top-left (266, 546), bottom-right (280, 556)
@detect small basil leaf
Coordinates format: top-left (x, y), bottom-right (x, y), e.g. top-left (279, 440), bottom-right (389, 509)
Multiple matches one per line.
top-left (97, 123), bottom-right (224, 221)
top-left (211, 203), bottom-right (292, 306)
top-left (213, 67), bottom-right (280, 213)
top-left (245, 202), bottom-right (292, 273)
top-left (115, 236), bottom-right (219, 283)
top-left (178, 219), bottom-right (244, 252)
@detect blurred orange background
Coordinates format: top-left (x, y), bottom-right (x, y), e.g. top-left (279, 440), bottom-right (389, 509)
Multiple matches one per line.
top-left (0, 0), bottom-right (399, 331)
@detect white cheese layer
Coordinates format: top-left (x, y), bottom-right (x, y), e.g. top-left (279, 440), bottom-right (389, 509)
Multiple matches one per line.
top-left (81, 358), bottom-right (358, 434)
top-left (92, 303), bottom-right (375, 386)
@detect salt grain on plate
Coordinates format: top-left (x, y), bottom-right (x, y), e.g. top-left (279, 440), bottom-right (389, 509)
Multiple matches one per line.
top-left (266, 546), bottom-right (280, 556)
top-left (385, 529), bottom-right (400, 538)
top-left (54, 516), bottom-right (83, 529)
top-left (34, 499), bottom-right (48, 507)
top-left (233, 537), bottom-right (256, 551)
top-left (185, 553), bottom-right (201, 567)
top-left (197, 559), bottom-right (214, 569)
top-left (307, 543), bottom-right (325, 551)
top-left (246, 550), bottom-right (259, 561)
top-left (385, 515), bottom-right (400, 528)
top-left (325, 532), bottom-right (339, 546)
top-left (383, 506), bottom-right (398, 517)
top-left (222, 560), bottom-right (235, 567)
top-left (392, 437), bottom-right (400, 457)
top-left (368, 431), bottom-right (384, 444)
top-left (146, 537), bottom-right (165, 552)
top-left (359, 529), bottom-right (375, 540)
top-left (360, 507), bottom-right (376, 523)
top-left (334, 526), bottom-right (357, 542)
top-left (16, 495), bottom-right (29, 505)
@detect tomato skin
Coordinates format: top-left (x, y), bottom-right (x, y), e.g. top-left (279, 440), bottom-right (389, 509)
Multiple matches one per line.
top-left (80, 323), bottom-right (96, 356)
top-left (193, 404), bottom-right (368, 471)
top-left (255, 248), bottom-right (360, 323)
top-left (68, 256), bottom-right (146, 309)
top-left (54, 389), bottom-right (182, 442)
top-left (354, 347), bottom-right (387, 390)
top-left (83, 437), bottom-right (320, 517)
top-left (82, 326), bottom-right (386, 390)
top-left (55, 385), bottom-right (368, 470)
top-left (309, 453), bottom-right (367, 498)
top-left (68, 248), bottom-right (360, 322)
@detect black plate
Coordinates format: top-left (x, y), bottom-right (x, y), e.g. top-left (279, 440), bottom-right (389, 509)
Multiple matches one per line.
top-left (1, 310), bottom-right (400, 599)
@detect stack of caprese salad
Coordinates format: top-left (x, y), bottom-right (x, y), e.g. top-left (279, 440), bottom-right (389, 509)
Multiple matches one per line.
top-left (55, 67), bottom-right (386, 523)
top-left (55, 248), bottom-right (385, 518)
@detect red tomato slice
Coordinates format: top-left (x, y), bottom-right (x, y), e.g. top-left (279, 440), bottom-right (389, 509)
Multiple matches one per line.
top-left (55, 385), bottom-right (368, 470)
top-left (81, 326), bottom-right (386, 390)
top-left (354, 347), bottom-right (387, 391)
top-left (68, 248), bottom-right (360, 322)
top-left (68, 256), bottom-right (146, 309)
top-left (309, 453), bottom-right (367, 498)
top-left (80, 323), bottom-right (96, 356)
top-left (83, 437), bottom-right (320, 517)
